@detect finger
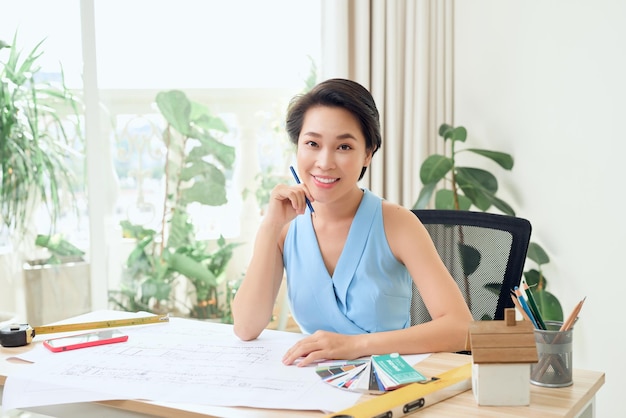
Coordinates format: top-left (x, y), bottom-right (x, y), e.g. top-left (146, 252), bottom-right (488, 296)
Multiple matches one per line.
top-left (275, 185), bottom-right (307, 212)
top-left (282, 339), bottom-right (315, 365)
top-left (297, 350), bottom-right (327, 367)
top-left (269, 186), bottom-right (305, 215)
top-left (291, 191), bottom-right (306, 214)
top-left (298, 183), bottom-right (315, 204)
top-left (289, 188), bottom-right (309, 214)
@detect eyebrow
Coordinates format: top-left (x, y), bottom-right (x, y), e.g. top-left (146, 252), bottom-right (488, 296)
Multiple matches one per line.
top-left (301, 132), bottom-right (358, 141)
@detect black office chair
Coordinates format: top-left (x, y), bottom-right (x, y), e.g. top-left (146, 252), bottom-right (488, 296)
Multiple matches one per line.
top-left (410, 210), bottom-right (532, 325)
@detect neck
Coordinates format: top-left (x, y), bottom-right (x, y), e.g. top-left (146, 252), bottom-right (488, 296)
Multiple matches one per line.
top-left (312, 187), bottom-right (364, 222)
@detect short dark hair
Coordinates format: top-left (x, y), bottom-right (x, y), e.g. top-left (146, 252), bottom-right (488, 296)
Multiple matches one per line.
top-left (285, 78), bottom-right (381, 180)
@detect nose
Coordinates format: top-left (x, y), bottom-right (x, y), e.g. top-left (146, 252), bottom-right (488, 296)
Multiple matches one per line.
top-left (316, 148), bottom-right (335, 170)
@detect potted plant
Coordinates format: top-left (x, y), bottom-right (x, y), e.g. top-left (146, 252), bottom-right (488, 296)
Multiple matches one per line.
top-left (414, 123), bottom-right (563, 321)
top-left (108, 90), bottom-right (242, 322)
top-left (0, 32), bottom-right (83, 246)
top-left (22, 234), bottom-right (90, 327)
top-left (1, 32), bottom-right (86, 326)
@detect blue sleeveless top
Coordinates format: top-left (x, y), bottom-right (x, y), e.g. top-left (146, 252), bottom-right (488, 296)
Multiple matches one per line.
top-left (283, 189), bottom-right (412, 335)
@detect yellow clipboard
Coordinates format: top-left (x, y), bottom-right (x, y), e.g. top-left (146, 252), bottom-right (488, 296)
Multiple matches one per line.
top-left (325, 362), bottom-right (472, 418)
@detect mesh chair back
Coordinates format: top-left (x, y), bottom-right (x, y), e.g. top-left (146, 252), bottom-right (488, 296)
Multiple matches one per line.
top-left (410, 210), bottom-right (531, 325)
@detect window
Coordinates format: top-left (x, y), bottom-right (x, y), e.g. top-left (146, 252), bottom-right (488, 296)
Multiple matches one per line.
top-left (0, 0), bottom-right (321, 298)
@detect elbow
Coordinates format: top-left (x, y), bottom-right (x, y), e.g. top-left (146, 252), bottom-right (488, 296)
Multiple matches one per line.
top-left (233, 327), bottom-right (260, 342)
top-left (232, 320), bottom-right (262, 341)
top-left (453, 310), bottom-right (473, 352)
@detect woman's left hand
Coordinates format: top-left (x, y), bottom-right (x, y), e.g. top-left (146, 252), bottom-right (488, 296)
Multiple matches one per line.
top-left (282, 330), bottom-right (361, 367)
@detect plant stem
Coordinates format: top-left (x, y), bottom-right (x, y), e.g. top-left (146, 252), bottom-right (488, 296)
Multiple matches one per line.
top-left (450, 135), bottom-right (460, 210)
top-left (160, 126), bottom-right (172, 255)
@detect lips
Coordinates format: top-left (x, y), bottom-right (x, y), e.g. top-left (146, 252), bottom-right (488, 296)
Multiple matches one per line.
top-left (313, 176), bottom-right (339, 184)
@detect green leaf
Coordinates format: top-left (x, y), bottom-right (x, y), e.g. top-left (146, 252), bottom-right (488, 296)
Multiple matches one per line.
top-left (438, 124), bottom-right (466, 142)
top-left (438, 123), bottom-right (453, 138)
top-left (456, 168), bottom-right (498, 211)
top-left (181, 182), bottom-right (228, 206)
top-left (457, 194), bottom-right (473, 210)
top-left (523, 269), bottom-right (541, 288)
top-left (163, 250), bottom-right (218, 287)
top-left (188, 135), bottom-right (236, 169)
top-left (484, 283), bottom-right (502, 296)
top-left (434, 189), bottom-right (472, 210)
top-left (434, 189), bottom-right (454, 209)
top-left (191, 108), bottom-right (229, 133)
top-left (120, 220), bottom-right (156, 240)
top-left (451, 126), bottom-right (467, 142)
top-left (156, 90), bottom-right (192, 136)
top-left (466, 149), bottom-right (514, 170)
top-left (456, 167), bottom-right (498, 194)
top-left (0, 32), bottom-right (83, 237)
top-left (413, 182), bottom-right (436, 209)
top-left (489, 195), bottom-right (516, 216)
top-left (166, 211), bottom-right (194, 249)
top-left (527, 242), bottom-right (550, 265)
top-left (530, 288), bottom-right (563, 322)
top-left (420, 154), bottom-right (453, 184)
top-left (179, 160), bottom-right (224, 183)
top-left (524, 269), bottom-right (551, 292)
top-left (34, 233), bottom-right (85, 258)
top-left (141, 276), bottom-right (172, 302)
top-left (458, 243), bottom-right (481, 276)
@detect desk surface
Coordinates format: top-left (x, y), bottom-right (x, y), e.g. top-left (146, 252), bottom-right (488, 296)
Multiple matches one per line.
top-left (1, 347), bottom-right (604, 418)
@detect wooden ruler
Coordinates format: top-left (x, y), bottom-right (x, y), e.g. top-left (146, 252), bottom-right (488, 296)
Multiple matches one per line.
top-left (33, 315), bottom-right (170, 336)
top-left (1, 315), bottom-right (170, 347)
top-left (325, 362), bottom-right (472, 418)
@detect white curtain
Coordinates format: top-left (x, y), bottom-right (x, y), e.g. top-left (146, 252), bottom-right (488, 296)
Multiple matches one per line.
top-left (321, 0), bottom-right (455, 208)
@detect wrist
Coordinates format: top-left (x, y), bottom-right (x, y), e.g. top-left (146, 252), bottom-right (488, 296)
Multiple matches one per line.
top-left (258, 218), bottom-right (286, 236)
top-left (354, 333), bottom-right (371, 358)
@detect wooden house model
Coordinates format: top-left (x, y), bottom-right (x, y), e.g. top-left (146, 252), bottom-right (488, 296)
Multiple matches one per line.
top-left (467, 308), bottom-right (538, 406)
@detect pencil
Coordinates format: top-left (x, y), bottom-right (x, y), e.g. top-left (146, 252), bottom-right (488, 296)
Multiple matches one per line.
top-left (559, 297), bottom-right (586, 331)
top-left (532, 297), bottom-right (585, 380)
top-left (514, 287), bottom-right (539, 329)
top-left (510, 293), bottom-right (532, 322)
top-left (521, 280), bottom-right (547, 330)
top-left (289, 165), bottom-right (315, 214)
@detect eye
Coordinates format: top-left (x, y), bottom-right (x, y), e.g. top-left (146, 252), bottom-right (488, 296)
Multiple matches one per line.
top-left (304, 140), bottom-right (319, 148)
top-left (338, 144), bottom-right (352, 151)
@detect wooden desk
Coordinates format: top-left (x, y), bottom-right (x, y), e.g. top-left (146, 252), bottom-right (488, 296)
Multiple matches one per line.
top-left (0, 347), bottom-right (603, 418)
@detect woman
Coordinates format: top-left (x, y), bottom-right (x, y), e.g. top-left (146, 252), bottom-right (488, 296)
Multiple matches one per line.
top-left (232, 78), bottom-right (471, 366)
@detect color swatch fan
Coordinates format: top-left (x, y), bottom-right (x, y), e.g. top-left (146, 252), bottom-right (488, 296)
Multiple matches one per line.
top-left (315, 353), bottom-right (427, 393)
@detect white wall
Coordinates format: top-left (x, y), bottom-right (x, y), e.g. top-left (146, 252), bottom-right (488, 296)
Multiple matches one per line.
top-left (454, 0), bottom-right (625, 414)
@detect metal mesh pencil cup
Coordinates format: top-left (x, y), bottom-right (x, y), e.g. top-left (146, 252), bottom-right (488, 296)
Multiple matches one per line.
top-left (530, 321), bottom-right (573, 387)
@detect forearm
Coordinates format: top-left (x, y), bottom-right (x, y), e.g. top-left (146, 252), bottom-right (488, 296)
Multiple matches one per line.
top-left (358, 314), bottom-right (471, 357)
top-left (232, 221), bottom-right (285, 340)
top-left (282, 313), bottom-right (471, 367)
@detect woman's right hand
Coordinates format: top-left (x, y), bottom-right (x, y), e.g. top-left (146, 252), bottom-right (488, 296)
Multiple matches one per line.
top-left (263, 183), bottom-right (314, 226)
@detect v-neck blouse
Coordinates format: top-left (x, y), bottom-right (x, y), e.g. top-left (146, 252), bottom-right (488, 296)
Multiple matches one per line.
top-left (283, 188), bottom-right (412, 335)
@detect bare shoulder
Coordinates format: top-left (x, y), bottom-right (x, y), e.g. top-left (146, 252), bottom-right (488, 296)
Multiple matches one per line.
top-left (381, 201), bottom-right (431, 259)
top-left (381, 200), bottom-right (422, 230)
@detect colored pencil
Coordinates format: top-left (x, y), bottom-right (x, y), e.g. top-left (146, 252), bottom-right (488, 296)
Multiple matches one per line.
top-left (521, 280), bottom-right (547, 330)
top-left (560, 297), bottom-right (586, 331)
top-left (514, 287), bottom-right (539, 329)
top-left (510, 292), bottom-right (532, 322)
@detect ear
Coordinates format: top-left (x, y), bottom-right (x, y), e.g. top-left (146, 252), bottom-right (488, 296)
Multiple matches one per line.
top-left (363, 148), bottom-right (374, 167)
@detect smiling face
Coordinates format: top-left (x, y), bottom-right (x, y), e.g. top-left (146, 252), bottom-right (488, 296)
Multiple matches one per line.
top-left (296, 105), bottom-right (373, 206)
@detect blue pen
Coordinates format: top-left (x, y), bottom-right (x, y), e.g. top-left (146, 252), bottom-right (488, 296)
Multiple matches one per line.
top-left (514, 286), bottom-right (539, 329)
top-left (289, 165), bottom-right (314, 213)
